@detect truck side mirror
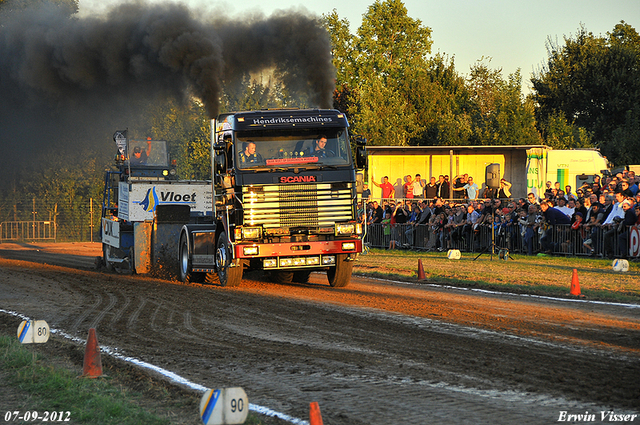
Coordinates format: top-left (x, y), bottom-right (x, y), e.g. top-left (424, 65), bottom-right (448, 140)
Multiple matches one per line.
top-left (353, 135), bottom-right (367, 146)
top-left (356, 146), bottom-right (367, 170)
top-left (214, 151), bottom-right (226, 174)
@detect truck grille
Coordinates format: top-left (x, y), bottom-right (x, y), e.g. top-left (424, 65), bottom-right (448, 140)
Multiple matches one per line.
top-left (242, 183), bottom-right (354, 228)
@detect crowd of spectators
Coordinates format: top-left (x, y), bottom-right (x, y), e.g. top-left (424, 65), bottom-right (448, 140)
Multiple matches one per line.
top-left (363, 170), bottom-right (639, 258)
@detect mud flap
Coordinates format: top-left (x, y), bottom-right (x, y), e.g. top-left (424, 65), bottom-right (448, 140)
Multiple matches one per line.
top-left (153, 205), bottom-right (192, 276)
top-left (133, 221), bottom-right (152, 273)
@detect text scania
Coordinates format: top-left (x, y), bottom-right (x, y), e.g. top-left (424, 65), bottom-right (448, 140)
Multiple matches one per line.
top-left (280, 176), bottom-right (317, 183)
top-left (160, 192), bottom-right (197, 202)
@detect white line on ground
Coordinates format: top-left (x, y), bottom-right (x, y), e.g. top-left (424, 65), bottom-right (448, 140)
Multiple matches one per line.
top-left (0, 309), bottom-right (309, 425)
top-left (360, 275), bottom-right (640, 309)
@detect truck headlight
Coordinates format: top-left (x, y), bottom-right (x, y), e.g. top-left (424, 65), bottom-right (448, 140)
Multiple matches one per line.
top-left (322, 255), bottom-right (336, 265)
top-left (342, 242), bottom-right (356, 251)
top-left (243, 246), bottom-right (259, 256)
top-left (241, 227), bottom-right (262, 240)
top-left (335, 223), bottom-right (355, 236)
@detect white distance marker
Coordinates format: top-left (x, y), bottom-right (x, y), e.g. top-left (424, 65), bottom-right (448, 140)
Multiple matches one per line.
top-left (17, 320), bottom-right (50, 344)
top-left (200, 387), bottom-right (248, 425)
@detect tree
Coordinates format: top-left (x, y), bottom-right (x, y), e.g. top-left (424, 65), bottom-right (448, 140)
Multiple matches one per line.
top-left (532, 22), bottom-right (640, 165)
top-left (407, 54), bottom-right (472, 146)
top-left (146, 98), bottom-right (211, 181)
top-left (337, 0), bottom-right (433, 145)
top-left (325, 1), bottom-right (538, 148)
top-left (467, 61), bottom-right (541, 146)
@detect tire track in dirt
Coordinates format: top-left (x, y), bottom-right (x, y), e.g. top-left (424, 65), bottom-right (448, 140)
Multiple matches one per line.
top-left (89, 292), bottom-right (118, 329)
top-left (1, 246), bottom-right (639, 424)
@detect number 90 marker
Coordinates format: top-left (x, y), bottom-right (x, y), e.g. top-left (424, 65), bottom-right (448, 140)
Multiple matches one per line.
top-left (200, 387), bottom-right (248, 425)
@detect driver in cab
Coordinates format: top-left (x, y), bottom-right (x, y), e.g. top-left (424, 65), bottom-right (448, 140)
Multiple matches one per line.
top-left (239, 141), bottom-right (263, 164)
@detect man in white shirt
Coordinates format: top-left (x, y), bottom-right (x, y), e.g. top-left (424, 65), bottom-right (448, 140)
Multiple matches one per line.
top-left (463, 176), bottom-right (480, 200)
top-left (556, 197), bottom-right (574, 218)
top-left (602, 191), bottom-right (626, 258)
top-left (412, 174), bottom-right (425, 199)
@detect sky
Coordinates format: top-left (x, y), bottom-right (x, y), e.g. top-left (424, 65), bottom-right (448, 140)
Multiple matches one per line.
top-left (78, 0), bottom-right (640, 93)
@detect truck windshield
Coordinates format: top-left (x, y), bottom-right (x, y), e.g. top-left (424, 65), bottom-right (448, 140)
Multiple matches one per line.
top-left (127, 140), bottom-right (169, 167)
top-left (235, 129), bottom-right (352, 170)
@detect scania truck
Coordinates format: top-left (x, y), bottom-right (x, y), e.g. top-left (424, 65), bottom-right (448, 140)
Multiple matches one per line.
top-left (178, 109), bottom-right (367, 287)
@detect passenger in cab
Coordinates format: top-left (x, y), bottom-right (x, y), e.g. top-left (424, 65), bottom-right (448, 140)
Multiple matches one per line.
top-left (307, 135), bottom-right (334, 158)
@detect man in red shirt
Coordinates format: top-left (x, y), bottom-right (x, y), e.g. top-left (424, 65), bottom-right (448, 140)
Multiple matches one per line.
top-left (403, 175), bottom-right (414, 199)
top-left (372, 175), bottom-right (395, 199)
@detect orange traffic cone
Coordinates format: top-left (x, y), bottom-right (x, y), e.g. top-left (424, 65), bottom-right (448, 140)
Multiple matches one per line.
top-left (81, 328), bottom-right (104, 378)
top-left (309, 402), bottom-right (324, 425)
top-left (569, 269), bottom-right (584, 297)
top-left (417, 259), bottom-right (426, 280)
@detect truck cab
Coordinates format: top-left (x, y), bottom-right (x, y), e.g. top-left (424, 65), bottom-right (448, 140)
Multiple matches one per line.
top-left (178, 109), bottom-right (367, 287)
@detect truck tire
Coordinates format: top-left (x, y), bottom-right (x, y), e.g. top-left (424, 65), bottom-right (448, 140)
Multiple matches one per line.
top-left (270, 271), bottom-right (294, 284)
top-left (216, 231), bottom-right (242, 287)
top-left (103, 244), bottom-right (114, 272)
top-left (293, 271), bottom-right (311, 284)
top-left (178, 233), bottom-right (206, 283)
top-left (327, 254), bottom-right (352, 287)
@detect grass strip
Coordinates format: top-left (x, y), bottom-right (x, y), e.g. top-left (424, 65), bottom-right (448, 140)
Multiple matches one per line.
top-left (0, 334), bottom-right (275, 425)
top-left (355, 249), bottom-right (640, 303)
top-left (0, 335), bottom-right (171, 424)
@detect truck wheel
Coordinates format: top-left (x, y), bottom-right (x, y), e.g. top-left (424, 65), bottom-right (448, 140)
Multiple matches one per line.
top-left (178, 234), bottom-right (191, 282)
top-left (216, 231), bottom-right (243, 287)
top-left (178, 233), bottom-right (206, 283)
top-left (270, 271), bottom-right (294, 284)
top-left (293, 271), bottom-right (311, 283)
top-left (327, 254), bottom-right (353, 287)
top-left (103, 244), bottom-right (114, 272)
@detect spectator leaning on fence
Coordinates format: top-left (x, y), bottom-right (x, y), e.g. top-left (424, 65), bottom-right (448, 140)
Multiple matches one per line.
top-left (369, 201), bottom-right (383, 225)
top-left (628, 172), bottom-right (638, 195)
top-left (539, 200), bottom-right (571, 254)
top-left (617, 199), bottom-right (638, 257)
top-left (601, 191), bottom-right (626, 258)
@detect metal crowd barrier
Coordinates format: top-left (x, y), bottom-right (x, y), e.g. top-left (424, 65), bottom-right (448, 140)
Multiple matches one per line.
top-left (364, 223), bottom-right (638, 258)
top-left (0, 221), bottom-right (57, 242)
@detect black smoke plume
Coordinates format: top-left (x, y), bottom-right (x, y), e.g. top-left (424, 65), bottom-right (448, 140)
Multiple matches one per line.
top-left (0, 1), bottom-right (335, 179)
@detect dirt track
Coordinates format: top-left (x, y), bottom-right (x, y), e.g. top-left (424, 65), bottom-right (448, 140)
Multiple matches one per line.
top-left (0, 242), bottom-right (639, 424)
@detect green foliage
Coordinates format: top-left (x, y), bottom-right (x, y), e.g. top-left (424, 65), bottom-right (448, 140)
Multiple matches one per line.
top-left (0, 336), bottom-right (171, 425)
top-left (324, 0), bottom-right (540, 148)
top-left (325, 0), bottom-right (434, 145)
top-left (609, 105), bottom-right (640, 165)
top-left (146, 98), bottom-right (212, 181)
top-left (537, 110), bottom-right (593, 150)
top-left (0, 150), bottom-right (104, 241)
top-left (467, 62), bottom-right (542, 146)
top-left (532, 21), bottom-right (640, 166)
